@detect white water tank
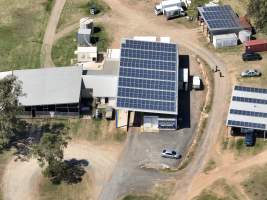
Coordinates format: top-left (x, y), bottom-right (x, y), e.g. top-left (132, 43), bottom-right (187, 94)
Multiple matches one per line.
top-left (239, 30), bottom-right (251, 43)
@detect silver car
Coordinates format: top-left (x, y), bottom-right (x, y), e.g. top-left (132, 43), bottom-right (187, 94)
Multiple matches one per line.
top-left (161, 149), bottom-right (181, 159)
top-left (240, 69), bottom-right (261, 77)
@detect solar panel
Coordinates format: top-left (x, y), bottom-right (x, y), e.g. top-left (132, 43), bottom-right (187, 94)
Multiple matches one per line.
top-left (227, 120), bottom-right (266, 129)
top-left (234, 85), bottom-right (267, 94)
top-left (232, 96), bottom-right (267, 105)
top-left (230, 109), bottom-right (267, 118)
top-left (199, 5), bottom-right (241, 31)
top-left (116, 39), bottom-right (178, 114)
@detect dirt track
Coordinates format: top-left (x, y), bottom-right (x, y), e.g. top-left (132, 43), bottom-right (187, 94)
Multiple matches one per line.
top-left (40, 0), bottom-right (66, 67)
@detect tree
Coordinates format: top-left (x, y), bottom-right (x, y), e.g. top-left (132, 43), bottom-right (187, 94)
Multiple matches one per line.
top-left (248, 0), bottom-right (267, 32)
top-left (32, 123), bottom-right (71, 183)
top-left (0, 75), bottom-right (22, 149)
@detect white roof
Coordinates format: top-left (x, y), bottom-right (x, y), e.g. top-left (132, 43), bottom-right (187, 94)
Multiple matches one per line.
top-left (133, 36), bottom-right (157, 42)
top-left (13, 67), bottom-right (82, 106)
top-left (226, 85), bottom-right (267, 131)
top-left (164, 5), bottom-right (183, 12)
top-left (193, 76), bottom-right (200, 84)
top-left (160, 37), bottom-right (171, 43)
top-left (213, 33), bottom-right (237, 40)
top-left (82, 75), bottom-right (118, 98)
top-left (75, 46), bottom-right (97, 53)
top-left (162, 0), bottom-right (182, 6)
top-left (80, 18), bottom-right (93, 26)
top-left (78, 28), bottom-right (92, 35)
top-left (106, 49), bottom-right (121, 60)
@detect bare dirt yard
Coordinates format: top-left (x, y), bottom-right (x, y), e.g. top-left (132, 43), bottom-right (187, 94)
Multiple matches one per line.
top-left (2, 139), bottom-right (122, 200)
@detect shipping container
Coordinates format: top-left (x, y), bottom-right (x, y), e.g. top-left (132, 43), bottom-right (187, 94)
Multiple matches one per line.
top-left (245, 39), bottom-right (267, 53)
top-left (213, 33), bottom-right (238, 48)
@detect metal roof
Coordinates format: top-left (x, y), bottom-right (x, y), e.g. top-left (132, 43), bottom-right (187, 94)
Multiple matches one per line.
top-left (226, 85), bottom-right (267, 131)
top-left (13, 66), bottom-right (82, 106)
top-left (84, 60), bottom-right (119, 76)
top-left (198, 5), bottom-right (242, 33)
top-left (116, 39), bottom-right (179, 115)
top-left (82, 75), bottom-right (118, 98)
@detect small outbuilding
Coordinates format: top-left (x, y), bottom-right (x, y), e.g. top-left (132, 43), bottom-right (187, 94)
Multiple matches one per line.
top-left (198, 5), bottom-right (243, 42)
top-left (213, 33), bottom-right (238, 48)
top-left (245, 39), bottom-right (267, 53)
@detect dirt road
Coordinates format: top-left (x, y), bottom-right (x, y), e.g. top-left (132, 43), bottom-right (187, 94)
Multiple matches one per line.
top-left (2, 140), bottom-right (121, 200)
top-left (40, 0), bottom-right (66, 67)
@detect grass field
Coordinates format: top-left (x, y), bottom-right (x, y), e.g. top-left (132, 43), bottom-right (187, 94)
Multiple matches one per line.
top-left (0, 0), bottom-right (50, 71)
top-left (39, 173), bottom-right (92, 200)
top-left (57, 0), bottom-right (110, 31)
top-left (242, 165), bottom-right (267, 200)
top-left (51, 31), bottom-right (77, 66)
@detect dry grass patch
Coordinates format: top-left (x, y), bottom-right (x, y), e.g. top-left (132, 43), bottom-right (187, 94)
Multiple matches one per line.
top-left (39, 172), bottom-right (92, 200)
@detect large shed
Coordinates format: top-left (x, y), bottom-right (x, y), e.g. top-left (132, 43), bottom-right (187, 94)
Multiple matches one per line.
top-left (226, 85), bottom-right (267, 132)
top-left (13, 66), bottom-right (83, 117)
top-left (198, 5), bottom-right (243, 42)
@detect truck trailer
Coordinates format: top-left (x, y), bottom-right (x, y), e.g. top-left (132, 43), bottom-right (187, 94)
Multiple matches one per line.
top-left (155, 0), bottom-right (187, 15)
top-left (164, 6), bottom-right (185, 19)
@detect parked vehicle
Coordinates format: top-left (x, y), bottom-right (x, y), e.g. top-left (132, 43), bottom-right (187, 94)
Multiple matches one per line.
top-left (165, 6), bottom-right (185, 20)
top-left (192, 76), bottom-right (201, 89)
top-left (240, 69), bottom-right (261, 77)
top-left (89, 6), bottom-right (97, 15)
top-left (161, 149), bottom-right (181, 159)
top-left (154, 0), bottom-right (186, 15)
top-left (245, 132), bottom-right (255, 146)
top-left (242, 52), bottom-right (262, 61)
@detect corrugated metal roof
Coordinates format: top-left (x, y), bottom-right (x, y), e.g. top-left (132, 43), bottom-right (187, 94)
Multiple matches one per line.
top-left (13, 66), bottom-right (82, 106)
top-left (213, 33), bottom-right (237, 40)
top-left (226, 85), bottom-right (267, 130)
top-left (82, 75), bottom-right (118, 97)
top-left (245, 39), bottom-right (267, 46)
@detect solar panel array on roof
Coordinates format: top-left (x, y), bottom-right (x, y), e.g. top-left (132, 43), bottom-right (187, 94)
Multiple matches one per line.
top-left (116, 39), bottom-right (178, 114)
top-left (226, 85), bottom-right (267, 131)
top-left (198, 5), bottom-right (242, 31)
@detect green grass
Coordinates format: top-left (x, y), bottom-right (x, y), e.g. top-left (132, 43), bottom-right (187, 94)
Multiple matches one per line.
top-left (45, 0), bottom-right (55, 12)
top-left (57, 0), bottom-right (110, 31)
top-left (242, 165), bottom-right (267, 200)
top-left (0, 0), bottom-right (49, 71)
top-left (51, 31), bottom-right (77, 66)
top-left (39, 174), bottom-right (92, 200)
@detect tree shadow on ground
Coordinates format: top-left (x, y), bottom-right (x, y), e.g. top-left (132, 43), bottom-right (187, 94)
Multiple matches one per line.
top-left (50, 159), bottom-right (89, 185)
top-left (12, 122), bottom-right (68, 162)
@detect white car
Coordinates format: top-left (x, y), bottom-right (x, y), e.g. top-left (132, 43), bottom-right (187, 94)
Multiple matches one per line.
top-left (240, 69), bottom-right (261, 77)
top-left (161, 149), bottom-right (181, 159)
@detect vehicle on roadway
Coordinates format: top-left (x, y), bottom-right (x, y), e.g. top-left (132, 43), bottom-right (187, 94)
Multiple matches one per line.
top-left (161, 149), bottom-right (182, 159)
top-left (240, 69), bottom-right (261, 77)
top-left (242, 52), bottom-right (262, 61)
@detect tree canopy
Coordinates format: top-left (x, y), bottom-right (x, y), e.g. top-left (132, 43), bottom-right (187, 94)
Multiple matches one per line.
top-left (248, 0), bottom-right (267, 32)
top-left (0, 75), bottom-right (22, 149)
